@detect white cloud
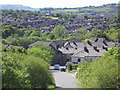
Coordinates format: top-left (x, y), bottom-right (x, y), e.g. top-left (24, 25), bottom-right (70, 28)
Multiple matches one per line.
top-left (0, 0), bottom-right (119, 8)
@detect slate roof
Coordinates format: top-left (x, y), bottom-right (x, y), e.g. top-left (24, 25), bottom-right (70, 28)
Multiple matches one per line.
top-left (58, 38), bottom-right (116, 58)
top-left (58, 48), bottom-right (83, 54)
top-left (2, 44), bottom-right (23, 48)
top-left (50, 40), bottom-right (66, 49)
top-left (28, 41), bottom-right (52, 47)
top-left (71, 48), bottom-right (105, 58)
top-left (50, 38), bottom-right (82, 49)
top-left (28, 38), bottom-right (116, 58)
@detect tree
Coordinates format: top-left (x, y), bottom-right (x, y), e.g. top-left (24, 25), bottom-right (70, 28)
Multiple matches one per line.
top-left (53, 25), bottom-right (67, 39)
top-left (77, 47), bottom-right (119, 88)
top-left (30, 31), bottom-right (41, 37)
top-left (28, 44), bottom-right (54, 63)
top-left (2, 46), bottom-right (55, 88)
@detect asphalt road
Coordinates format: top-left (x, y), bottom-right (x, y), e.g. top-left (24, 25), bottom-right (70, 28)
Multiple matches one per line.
top-left (49, 66), bottom-right (80, 89)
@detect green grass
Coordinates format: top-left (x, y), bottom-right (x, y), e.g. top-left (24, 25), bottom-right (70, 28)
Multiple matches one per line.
top-left (72, 70), bottom-right (78, 72)
top-left (48, 85), bottom-right (55, 89)
top-left (51, 9), bottom-right (78, 13)
top-left (42, 16), bottom-right (59, 19)
top-left (80, 8), bottom-right (111, 12)
top-left (61, 9), bottom-right (78, 12)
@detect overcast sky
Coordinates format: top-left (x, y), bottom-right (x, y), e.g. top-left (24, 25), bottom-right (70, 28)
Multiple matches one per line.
top-left (0, 0), bottom-right (119, 8)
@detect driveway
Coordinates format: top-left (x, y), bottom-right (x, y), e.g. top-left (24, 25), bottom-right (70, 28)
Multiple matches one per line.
top-left (49, 66), bottom-right (80, 89)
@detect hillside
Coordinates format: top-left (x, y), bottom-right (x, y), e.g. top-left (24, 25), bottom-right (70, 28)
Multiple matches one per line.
top-left (50, 3), bottom-right (118, 16)
top-left (0, 3), bottom-right (118, 15)
top-left (0, 4), bottom-right (39, 11)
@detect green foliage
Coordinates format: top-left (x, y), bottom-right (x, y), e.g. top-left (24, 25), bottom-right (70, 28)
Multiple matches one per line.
top-left (66, 62), bottom-right (73, 72)
top-left (73, 64), bottom-right (78, 70)
top-left (21, 55), bottom-right (55, 88)
top-left (53, 25), bottom-right (67, 39)
top-left (2, 46), bottom-right (55, 88)
top-left (91, 29), bottom-right (105, 38)
top-left (4, 36), bottom-right (41, 49)
top-left (82, 39), bottom-right (94, 43)
top-left (77, 47), bottom-right (119, 88)
top-left (2, 52), bottom-right (31, 88)
top-left (28, 44), bottom-right (54, 63)
top-left (2, 25), bottom-right (17, 38)
top-left (105, 29), bottom-right (120, 42)
top-left (76, 28), bottom-right (91, 39)
top-left (30, 31), bottom-right (41, 37)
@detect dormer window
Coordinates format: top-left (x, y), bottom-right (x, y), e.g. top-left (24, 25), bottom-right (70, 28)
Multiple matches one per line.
top-left (93, 46), bottom-right (99, 52)
top-left (78, 59), bottom-right (81, 62)
top-left (87, 40), bottom-right (92, 46)
top-left (84, 47), bottom-right (89, 53)
top-left (95, 38), bottom-right (98, 42)
top-left (66, 47), bottom-right (69, 50)
top-left (75, 47), bottom-right (77, 50)
top-left (103, 40), bottom-right (108, 46)
top-left (103, 46), bottom-right (108, 51)
top-left (73, 41), bottom-right (77, 46)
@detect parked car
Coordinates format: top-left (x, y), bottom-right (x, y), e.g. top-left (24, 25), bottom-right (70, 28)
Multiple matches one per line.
top-left (54, 64), bottom-right (60, 70)
top-left (60, 68), bottom-right (66, 72)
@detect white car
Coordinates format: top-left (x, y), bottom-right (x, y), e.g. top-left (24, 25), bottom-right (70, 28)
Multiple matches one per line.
top-left (54, 64), bottom-right (60, 70)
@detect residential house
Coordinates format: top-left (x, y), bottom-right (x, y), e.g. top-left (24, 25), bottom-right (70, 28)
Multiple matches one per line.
top-left (28, 38), bottom-right (117, 66)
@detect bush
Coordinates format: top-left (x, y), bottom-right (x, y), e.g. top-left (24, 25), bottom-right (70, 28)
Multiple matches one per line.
top-left (22, 55), bottom-right (55, 88)
top-left (77, 47), bottom-right (119, 88)
top-left (28, 44), bottom-right (54, 63)
top-left (66, 62), bottom-right (73, 72)
top-left (73, 64), bottom-right (78, 70)
top-left (2, 46), bottom-right (55, 88)
top-left (2, 52), bottom-right (31, 88)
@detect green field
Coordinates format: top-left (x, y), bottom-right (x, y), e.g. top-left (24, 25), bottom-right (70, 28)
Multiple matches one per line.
top-left (51, 9), bottom-right (78, 13)
top-left (42, 16), bottom-right (59, 19)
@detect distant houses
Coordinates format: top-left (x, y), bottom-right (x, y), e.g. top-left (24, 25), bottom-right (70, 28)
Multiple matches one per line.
top-left (28, 38), bottom-right (117, 65)
top-left (2, 10), bottom-right (111, 36)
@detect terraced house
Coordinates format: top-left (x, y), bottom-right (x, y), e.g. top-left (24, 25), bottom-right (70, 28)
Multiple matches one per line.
top-left (29, 37), bottom-right (118, 66)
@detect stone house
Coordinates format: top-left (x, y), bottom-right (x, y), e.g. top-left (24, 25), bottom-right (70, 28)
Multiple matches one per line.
top-left (28, 38), bottom-right (116, 66)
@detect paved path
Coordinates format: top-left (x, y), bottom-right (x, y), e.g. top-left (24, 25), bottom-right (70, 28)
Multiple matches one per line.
top-left (50, 66), bottom-right (80, 89)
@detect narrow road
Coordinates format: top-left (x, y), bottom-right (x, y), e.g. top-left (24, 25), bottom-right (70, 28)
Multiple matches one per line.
top-left (50, 66), bottom-right (80, 89)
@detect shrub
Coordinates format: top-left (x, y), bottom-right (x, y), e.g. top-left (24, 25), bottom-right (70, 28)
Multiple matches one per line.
top-left (66, 62), bottom-right (73, 72)
top-left (22, 55), bottom-right (55, 88)
top-left (73, 64), bottom-right (78, 70)
top-left (2, 52), bottom-right (31, 88)
top-left (77, 47), bottom-right (119, 88)
top-left (2, 46), bottom-right (55, 88)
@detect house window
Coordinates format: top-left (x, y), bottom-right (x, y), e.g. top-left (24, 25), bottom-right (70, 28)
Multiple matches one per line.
top-left (75, 47), bottom-right (77, 50)
top-left (78, 59), bottom-right (81, 62)
top-left (67, 59), bottom-right (69, 62)
top-left (62, 55), bottom-right (64, 58)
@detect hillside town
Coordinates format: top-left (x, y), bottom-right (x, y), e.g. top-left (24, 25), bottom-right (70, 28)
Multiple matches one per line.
top-left (28, 37), bottom-right (119, 65)
top-left (1, 2), bottom-right (120, 89)
top-left (1, 10), bottom-right (117, 35)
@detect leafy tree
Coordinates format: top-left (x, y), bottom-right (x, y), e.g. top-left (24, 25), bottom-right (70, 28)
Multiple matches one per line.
top-left (82, 38), bottom-right (94, 42)
top-left (2, 46), bottom-right (55, 88)
top-left (2, 25), bottom-right (17, 38)
top-left (30, 31), bottom-right (41, 37)
top-left (76, 28), bottom-right (88, 39)
top-left (77, 47), bottom-right (119, 88)
top-left (28, 44), bottom-right (54, 63)
top-left (53, 25), bottom-right (67, 39)
top-left (91, 29), bottom-right (105, 38)
top-left (105, 29), bottom-right (120, 42)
